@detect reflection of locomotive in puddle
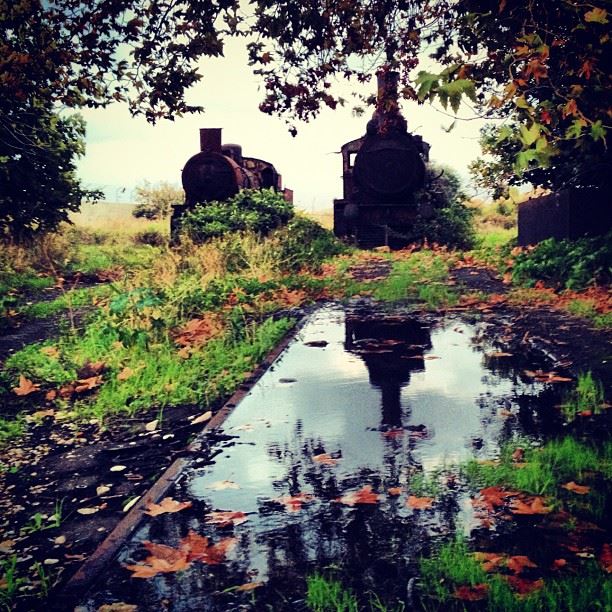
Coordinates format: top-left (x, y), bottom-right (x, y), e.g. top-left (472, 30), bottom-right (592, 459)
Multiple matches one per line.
top-left (344, 313), bottom-right (432, 428)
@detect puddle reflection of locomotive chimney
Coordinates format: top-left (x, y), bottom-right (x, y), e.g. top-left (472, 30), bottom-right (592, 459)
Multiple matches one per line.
top-left (344, 316), bottom-right (432, 427)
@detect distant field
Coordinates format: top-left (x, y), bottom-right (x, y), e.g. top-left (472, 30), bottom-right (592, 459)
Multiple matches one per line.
top-left (70, 201), bottom-right (170, 235)
top-left (71, 201), bottom-right (334, 234)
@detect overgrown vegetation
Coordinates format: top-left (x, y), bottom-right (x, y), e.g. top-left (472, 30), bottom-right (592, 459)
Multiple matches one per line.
top-left (512, 232), bottom-right (612, 290)
top-left (180, 189), bottom-right (294, 242)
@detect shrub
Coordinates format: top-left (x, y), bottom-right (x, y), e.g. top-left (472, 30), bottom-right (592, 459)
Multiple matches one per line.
top-left (407, 165), bottom-right (476, 249)
top-left (133, 229), bottom-right (167, 247)
top-left (132, 181), bottom-right (183, 220)
top-left (180, 189), bottom-right (294, 242)
top-left (512, 231), bottom-right (612, 290)
top-left (276, 216), bottom-right (347, 272)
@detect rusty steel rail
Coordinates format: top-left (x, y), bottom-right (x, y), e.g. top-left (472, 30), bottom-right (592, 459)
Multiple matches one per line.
top-left (58, 316), bottom-right (305, 609)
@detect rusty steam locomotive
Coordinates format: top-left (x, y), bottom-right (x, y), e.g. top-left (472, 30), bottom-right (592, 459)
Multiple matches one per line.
top-left (334, 71), bottom-right (430, 249)
top-left (171, 128), bottom-right (292, 235)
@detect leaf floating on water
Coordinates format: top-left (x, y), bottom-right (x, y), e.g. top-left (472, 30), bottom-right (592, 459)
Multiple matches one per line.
top-left (97, 603), bottom-right (139, 612)
top-left (278, 493), bottom-right (315, 513)
top-left (505, 576), bottom-right (544, 595)
top-left (204, 511), bottom-right (248, 528)
top-left (407, 495), bottom-right (434, 510)
top-left (424, 355), bottom-right (440, 360)
top-left (145, 497), bottom-right (193, 517)
top-left (509, 496), bottom-right (552, 515)
top-left (387, 487), bottom-right (403, 496)
top-left (125, 532), bottom-right (236, 578)
top-left (125, 541), bottom-right (191, 578)
top-left (192, 411), bottom-right (213, 425)
top-left (488, 352), bottom-right (513, 358)
top-left (335, 485), bottom-right (379, 506)
top-left (181, 530), bottom-right (236, 564)
top-left (13, 375), bottom-right (40, 396)
top-left (453, 584), bottom-right (489, 601)
top-left (110, 465), bottom-right (127, 472)
top-left (312, 453), bottom-right (339, 466)
top-left (476, 486), bottom-right (519, 511)
top-left (506, 555), bottom-right (537, 574)
top-left (523, 370), bottom-right (572, 383)
top-left (207, 480), bottom-right (240, 491)
top-left (382, 428), bottom-right (404, 439)
top-left (561, 481), bottom-right (590, 495)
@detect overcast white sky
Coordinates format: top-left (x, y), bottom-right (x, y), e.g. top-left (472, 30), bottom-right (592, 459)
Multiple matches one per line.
top-left (77, 38), bottom-right (490, 211)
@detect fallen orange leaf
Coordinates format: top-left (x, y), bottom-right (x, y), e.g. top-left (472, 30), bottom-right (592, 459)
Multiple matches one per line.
top-left (236, 581), bottom-right (264, 592)
top-left (407, 495), bottom-right (434, 510)
top-left (181, 530), bottom-right (236, 564)
top-left (453, 583), bottom-right (489, 601)
top-left (387, 487), bottom-right (403, 496)
top-left (506, 555), bottom-right (537, 574)
top-left (204, 511), bottom-right (248, 528)
top-left (510, 496), bottom-right (552, 515)
top-left (561, 481), bottom-right (590, 495)
top-left (13, 375), bottom-right (40, 396)
top-left (312, 453), bottom-right (339, 466)
top-left (144, 497), bottom-right (193, 517)
top-left (74, 375), bottom-right (103, 393)
top-left (117, 367), bottom-right (134, 381)
top-left (381, 428), bottom-right (404, 439)
top-left (505, 576), bottom-right (544, 595)
top-left (474, 552), bottom-right (506, 572)
top-left (125, 541), bottom-right (191, 578)
top-left (599, 543), bottom-right (612, 573)
top-left (277, 493), bottom-right (315, 513)
top-left (335, 485), bottom-right (380, 506)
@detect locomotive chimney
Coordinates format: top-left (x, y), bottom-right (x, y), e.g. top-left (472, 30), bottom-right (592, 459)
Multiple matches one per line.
top-left (373, 69), bottom-right (407, 134)
top-left (199, 128), bottom-right (222, 153)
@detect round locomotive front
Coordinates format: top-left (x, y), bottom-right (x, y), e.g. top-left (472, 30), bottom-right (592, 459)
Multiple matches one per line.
top-left (181, 151), bottom-right (243, 205)
top-left (353, 136), bottom-right (425, 202)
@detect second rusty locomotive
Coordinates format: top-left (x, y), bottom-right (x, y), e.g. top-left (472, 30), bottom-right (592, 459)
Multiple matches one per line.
top-left (171, 128), bottom-right (292, 236)
top-left (334, 71), bottom-right (430, 249)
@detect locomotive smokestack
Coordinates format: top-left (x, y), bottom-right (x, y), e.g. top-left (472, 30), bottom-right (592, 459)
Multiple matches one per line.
top-left (373, 69), bottom-right (407, 135)
top-left (199, 128), bottom-right (222, 153)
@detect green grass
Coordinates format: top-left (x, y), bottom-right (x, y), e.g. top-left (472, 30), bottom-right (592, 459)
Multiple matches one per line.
top-left (306, 574), bottom-right (359, 612)
top-left (4, 342), bottom-right (76, 386)
top-left (476, 227), bottom-right (516, 249)
top-left (19, 285), bottom-right (112, 320)
top-left (373, 253), bottom-right (456, 307)
top-left (0, 416), bottom-right (24, 446)
top-left (561, 372), bottom-right (605, 421)
top-left (419, 539), bottom-right (612, 611)
top-left (564, 299), bottom-right (612, 328)
top-left (464, 437), bottom-right (612, 497)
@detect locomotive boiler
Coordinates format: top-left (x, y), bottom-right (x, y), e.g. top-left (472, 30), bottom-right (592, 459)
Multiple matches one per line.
top-left (171, 128), bottom-right (293, 236)
top-left (333, 71), bottom-right (430, 249)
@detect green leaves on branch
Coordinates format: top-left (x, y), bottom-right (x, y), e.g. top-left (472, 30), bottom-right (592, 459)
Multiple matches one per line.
top-left (415, 68), bottom-right (476, 113)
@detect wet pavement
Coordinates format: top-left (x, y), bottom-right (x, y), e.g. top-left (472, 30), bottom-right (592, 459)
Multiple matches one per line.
top-left (76, 305), bottom-right (570, 611)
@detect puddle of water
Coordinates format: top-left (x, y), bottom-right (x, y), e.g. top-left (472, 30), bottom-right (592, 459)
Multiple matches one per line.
top-left (81, 306), bottom-right (571, 610)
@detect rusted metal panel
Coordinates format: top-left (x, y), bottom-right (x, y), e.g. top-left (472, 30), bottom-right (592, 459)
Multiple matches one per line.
top-left (199, 127), bottom-right (222, 153)
top-left (518, 188), bottom-right (611, 246)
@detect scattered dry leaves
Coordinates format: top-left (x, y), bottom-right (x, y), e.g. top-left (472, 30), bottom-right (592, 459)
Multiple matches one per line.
top-left (174, 315), bottom-right (224, 348)
top-left (117, 367), bottom-right (135, 381)
top-left (192, 411), bottom-right (213, 425)
top-left (144, 497), bottom-right (193, 517)
top-left (599, 543), bottom-right (612, 573)
top-left (509, 496), bottom-right (552, 515)
top-left (474, 552), bottom-right (506, 572)
top-left (387, 487), bottom-right (403, 496)
top-left (74, 375), bottom-right (103, 393)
